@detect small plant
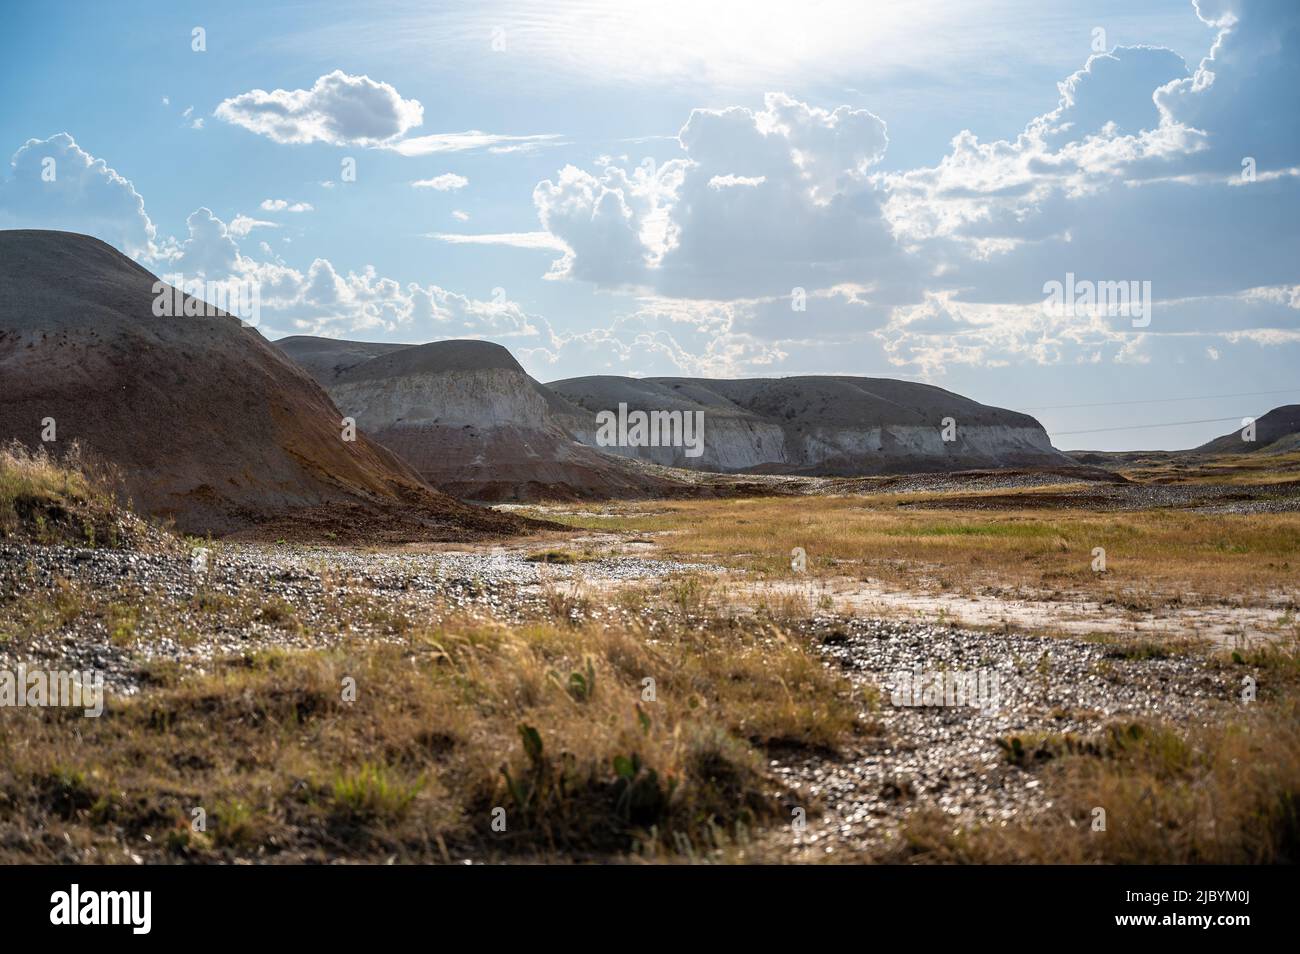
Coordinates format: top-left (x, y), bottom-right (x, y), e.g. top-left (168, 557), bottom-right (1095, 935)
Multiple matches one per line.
top-left (501, 723), bottom-right (547, 814)
top-left (525, 549), bottom-right (577, 564)
top-left (329, 764), bottom-right (423, 822)
top-left (553, 656), bottom-right (597, 702)
top-left (107, 602), bottom-right (138, 645)
top-left (611, 752), bottom-right (670, 825)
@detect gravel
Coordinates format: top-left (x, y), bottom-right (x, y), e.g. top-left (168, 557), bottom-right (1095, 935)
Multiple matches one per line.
top-left (0, 542), bottom-right (714, 693)
top-left (774, 614), bottom-right (1241, 857)
top-left (0, 539), bottom-right (1249, 860)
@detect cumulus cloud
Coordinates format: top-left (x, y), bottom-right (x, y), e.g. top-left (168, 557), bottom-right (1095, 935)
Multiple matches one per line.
top-left (879, 0), bottom-right (1300, 311)
top-left (216, 71), bottom-right (561, 158)
top-left (517, 298), bottom-right (792, 380)
top-left (249, 260), bottom-right (541, 339)
top-left (0, 133), bottom-right (156, 257)
top-left (531, 92), bottom-right (907, 297)
top-left (8, 1), bottom-right (1298, 393)
top-left (878, 45), bottom-right (1196, 249)
top-left (574, 0), bottom-right (1300, 376)
top-left (137, 206), bottom-right (542, 340)
top-left (160, 207), bottom-right (247, 277)
top-left (215, 70), bottom-right (424, 146)
top-left (533, 1), bottom-right (1295, 378)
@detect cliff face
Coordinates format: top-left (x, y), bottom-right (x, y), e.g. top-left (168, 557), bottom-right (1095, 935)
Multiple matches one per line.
top-left (277, 335), bottom-right (1074, 497)
top-left (547, 375), bottom-right (1071, 475)
top-left (333, 367), bottom-right (553, 432)
top-left (277, 337), bottom-right (678, 501)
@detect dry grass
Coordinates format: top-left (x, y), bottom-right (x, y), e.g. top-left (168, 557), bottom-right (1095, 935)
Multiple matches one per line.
top-left (885, 637), bottom-right (1300, 864)
top-left (0, 609), bottom-right (863, 862)
top-left (1116, 450), bottom-right (1300, 485)
top-left (525, 494), bottom-right (1300, 607)
top-left (894, 703), bottom-right (1300, 863)
top-left (0, 440), bottom-right (152, 549)
top-left (5, 452), bottom-right (1297, 864)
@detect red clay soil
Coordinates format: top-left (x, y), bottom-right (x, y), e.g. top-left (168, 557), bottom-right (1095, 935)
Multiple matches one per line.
top-left (0, 230), bottom-right (544, 541)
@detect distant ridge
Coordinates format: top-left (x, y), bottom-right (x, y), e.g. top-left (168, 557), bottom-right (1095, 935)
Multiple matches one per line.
top-left (278, 334), bottom-right (1077, 496)
top-left (548, 374), bottom-right (1073, 475)
top-left (1196, 405), bottom-right (1300, 455)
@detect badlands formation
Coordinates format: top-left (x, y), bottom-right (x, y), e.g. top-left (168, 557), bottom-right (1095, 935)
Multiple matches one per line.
top-left (0, 230), bottom-right (530, 539)
top-left (279, 335), bottom-right (1074, 499)
top-left (549, 375), bottom-right (1073, 475)
top-left (276, 336), bottom-right (681, 501)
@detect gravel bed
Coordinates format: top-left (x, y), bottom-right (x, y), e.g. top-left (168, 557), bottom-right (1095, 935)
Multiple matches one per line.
top-left (773, 615), bottom-right (1240, 857)
top-left (0, 542), bottom-right (714, 693)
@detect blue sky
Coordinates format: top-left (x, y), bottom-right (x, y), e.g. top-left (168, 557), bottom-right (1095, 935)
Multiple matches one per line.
top-left (2, 0), bottom-right (1297, 449)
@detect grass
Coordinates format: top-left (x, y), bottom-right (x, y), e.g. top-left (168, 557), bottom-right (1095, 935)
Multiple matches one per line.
top-left (0, 440), bottom-right (143, 548)
top-left (0, 603), bottom-right (863, 862)
top-left (521, 494), bottom-right (1300, 608)
top-left (524, 549), bottom-right (580, 564)
top-left (1116, 449), bottom-right (1300, 485)
top-left (4, 452), bottom-right (1297, 864)
top-left (895, 699), bottom-right (1300, 863)
top-left (886, 635), bottom-right (1300, 863)
top-left (0, 577), bottom-right (87, 643)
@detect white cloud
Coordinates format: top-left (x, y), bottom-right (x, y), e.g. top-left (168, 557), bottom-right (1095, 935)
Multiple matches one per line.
top-left (518, 298), bottom-right (791, 380)
top-left (877, 45), bottom-right (1195, 248)
top-left (158, 208), bottom-right (247, 277)
top-left (216, 70), bottom-right (560, 158)
top-left (532, 92), bottom-right (902, 297)
top-left (0, 132), bottom-right (156, 258)
top-left (259, 199), bottom-right (314, 212)
top-left (451, 209), bottom-right (470, 222)
top-left (129, 205), bottom-right (543, 340)
top-left (708, 174), bottom-right (765, 189)
top-left (215, 70), bottom-right (424, 146)
top-left (228, 214), bottom-right (277, 237)
top-left (877, 0), bottom-right (1300, 313)
top-left (411, 173), bottom-right (468, 191)
top-left (425, 231), bottom-right (570, 251)
top-left (386, 131), bottom-right (561, 157)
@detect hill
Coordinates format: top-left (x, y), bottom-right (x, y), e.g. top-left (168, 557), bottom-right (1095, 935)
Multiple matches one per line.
top-left (0, 230), bottom-right (534, 539)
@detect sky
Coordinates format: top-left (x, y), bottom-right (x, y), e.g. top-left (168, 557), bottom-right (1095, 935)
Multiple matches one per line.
top-left (1, 0), bottom-right (1297, 450)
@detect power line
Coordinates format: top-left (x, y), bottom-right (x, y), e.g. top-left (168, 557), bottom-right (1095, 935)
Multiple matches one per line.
top-left (1020, 388), bottom-right (1299, 412)
top-left (1054, 415), bottom-right (1248, 437)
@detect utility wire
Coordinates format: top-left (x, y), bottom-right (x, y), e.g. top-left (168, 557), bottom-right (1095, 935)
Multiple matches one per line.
top-left (1020, 387), bottom-right (1298, 412)
top-left (1054, 415), bottom-right (1249, 436)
